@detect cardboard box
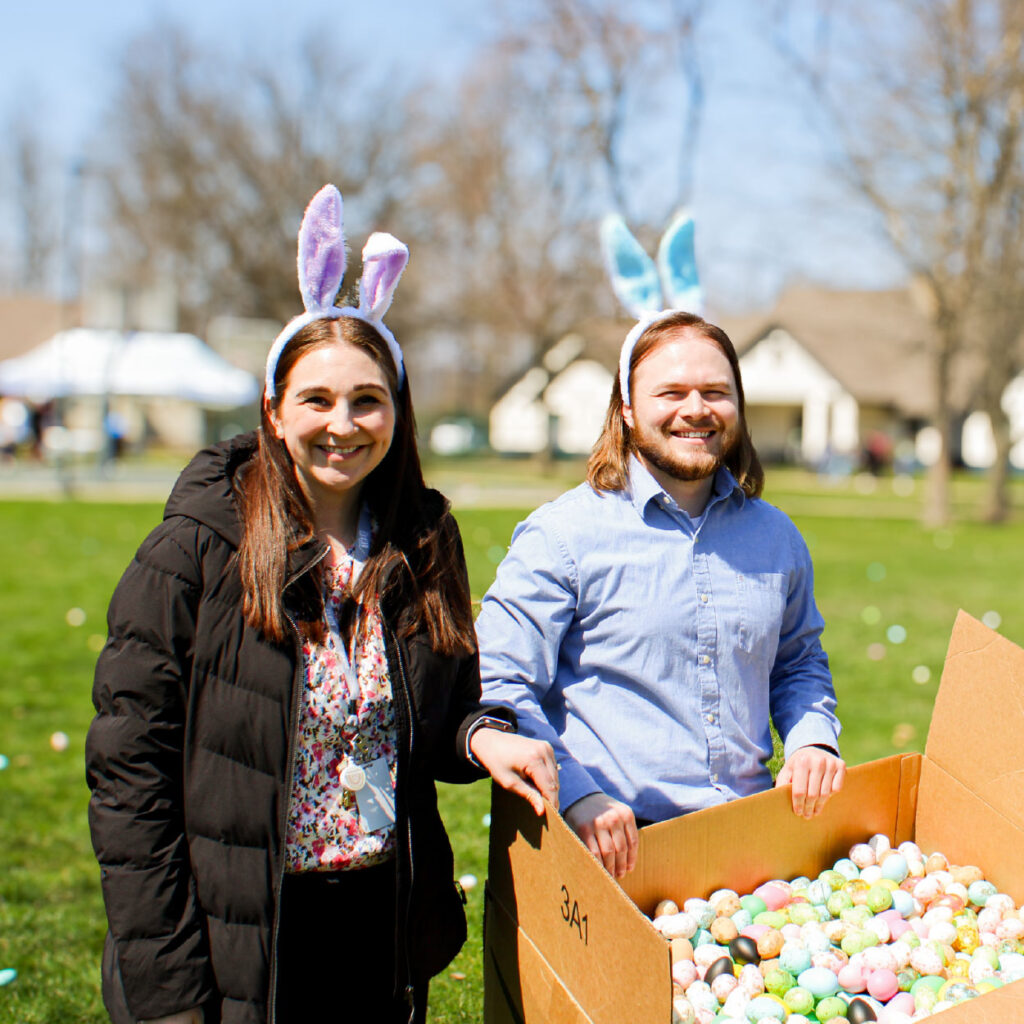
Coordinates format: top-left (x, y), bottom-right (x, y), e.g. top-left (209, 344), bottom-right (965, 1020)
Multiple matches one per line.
top-left (484, 611), bottom-right (1024, 1023)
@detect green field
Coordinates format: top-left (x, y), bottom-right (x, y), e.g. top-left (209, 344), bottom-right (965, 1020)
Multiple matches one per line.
top-left (1, 464), bottom-right (1022, 1021)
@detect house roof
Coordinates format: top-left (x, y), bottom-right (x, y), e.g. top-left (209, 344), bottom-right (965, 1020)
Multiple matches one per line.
top-left (509, 285), bottom-right (979, 421)
top-left (0, 295), bottom-right (77, 361)
top-left (717, 286), bottom-right (939, 418)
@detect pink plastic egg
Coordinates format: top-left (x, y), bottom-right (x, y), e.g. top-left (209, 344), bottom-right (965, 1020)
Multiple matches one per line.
top-left (867, 967), bottom-right (899, 1001)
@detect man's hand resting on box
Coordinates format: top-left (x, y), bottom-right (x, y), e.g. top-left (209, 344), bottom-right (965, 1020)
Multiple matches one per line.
top-left (775, 745), bottom-right (846, 819)
top-left (564, 792), bottom-right (639, 879)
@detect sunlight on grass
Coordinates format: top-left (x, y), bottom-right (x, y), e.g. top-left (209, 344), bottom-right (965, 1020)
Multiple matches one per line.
top-left (1, 464), bottom-right (1022, 1021)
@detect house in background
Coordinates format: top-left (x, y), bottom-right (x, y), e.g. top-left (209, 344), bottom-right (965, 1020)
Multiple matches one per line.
top-left (721, 287), bottom-right (938, 468)
top-left (489, 330), bottom-right (619, 456)
top-left (488, 285), bottom-right (1024, 471)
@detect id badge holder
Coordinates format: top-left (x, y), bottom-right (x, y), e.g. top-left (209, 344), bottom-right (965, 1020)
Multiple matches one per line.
top-left (342, 757), bottom-right (395, 833)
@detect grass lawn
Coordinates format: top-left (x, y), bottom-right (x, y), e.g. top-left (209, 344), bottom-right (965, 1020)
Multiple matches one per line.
top-left (1, 464), bottom-right (1022, 1021)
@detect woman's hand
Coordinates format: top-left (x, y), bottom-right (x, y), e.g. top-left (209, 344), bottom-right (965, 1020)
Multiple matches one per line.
top-left (140, 1009), bottom-right (204, 1024)
top-left (469, 728), bottom-right (559, 816)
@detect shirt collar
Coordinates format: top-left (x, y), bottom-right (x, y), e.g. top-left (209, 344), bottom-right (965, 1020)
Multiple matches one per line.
top-left (627, 455), bottom-right (745, 520)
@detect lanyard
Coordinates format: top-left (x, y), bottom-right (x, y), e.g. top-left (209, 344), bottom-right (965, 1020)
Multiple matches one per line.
top-left (323, 503), bottom-right (374, 700)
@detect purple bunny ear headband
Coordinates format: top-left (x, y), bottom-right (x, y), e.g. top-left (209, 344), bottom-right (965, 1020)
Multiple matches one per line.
top-left (599, 209), bottom-right (703, 405)
top-left (264, 184), bottom-right (409, 399)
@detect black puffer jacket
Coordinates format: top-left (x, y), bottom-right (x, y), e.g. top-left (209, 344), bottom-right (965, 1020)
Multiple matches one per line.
top-left (86, 434), bottom-right (511, 1024)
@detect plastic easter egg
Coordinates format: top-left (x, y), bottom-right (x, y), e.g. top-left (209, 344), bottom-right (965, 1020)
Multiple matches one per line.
top-left (732, 908), bottom-right (754, 931)
top-left (671, 937), bottom-right (695, 963)
top-left (657, 899), bottom-right (681, 917)
top-left (837, 961), bottom-right (868, 993)
top-left (0, 968), bottom-right (16, 987)
top-left (967, 880), bottom-right (997, 908)
top-left (866, 967), bottom-right (898, 1001)
top-left (909, 973), bottom-right (945, 997)
top-left (886, 991), bottom-right (916, 1016)
top-left (805, 879), bottom-right (831, 906)
top-left (671, 995), bottom-right (696, 1024)
top-left (833, 859), bottom-right (860, 881)
top-left (755, 883), bottom-right (791, 912)
top-left (741, 894), bottom-right (768, 918)
top-left (783, 985), bottom-right (815, 1015)
top-left (866, 886), bottom-right (893, 914)
top-left (779, 946), bottom-right (813, 976)
top-left (850, 844), bottom-right (876, 869)
top-left (826, 892), bottom-right (854, 917)
top-left (789, 903), bottom-right (819, 927)
top-left (819, 869), bottom-right (847, 892)
top-left (704, 956), bottom-right (735, 985)
top-left (711, 916), bottom-right (739, 944)
top-left (710, 971), bottom-right (738, 1003)
top-left (757, 929), bottom-right (785, 960)
top-left (738, 962), bottom-right (766, 996)
top-left (753, 911), bottom-right (787, 931)
top-left (879, 853), bottom-right (909, 884)
top-left (846, 996), bottom-right (878, 1023)
top-left (813, 994), bottom-right (846, 1022)
top-left (763, 966), bottom-right (795, 997)
top-left (673, 958), bottom-right (700, 988)
top-left (658, 912), bottom-right (700, 940)
top-left (797, 966), bottom-right (839, 999)
top-left (730, 936), bottom-right (761, 965)
top-left (693, 944), bottom-right (731, 969)
top-left (745, 994), bottom-right (786, 1021)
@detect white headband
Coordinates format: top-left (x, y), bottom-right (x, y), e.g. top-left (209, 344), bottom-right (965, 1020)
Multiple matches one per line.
top-left (265, 184), bottom-right (408, 399)
top-left (600, 208), bottom-right (703, 404)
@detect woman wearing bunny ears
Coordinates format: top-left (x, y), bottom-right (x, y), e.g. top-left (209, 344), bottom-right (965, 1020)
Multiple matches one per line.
top-left (86, 185), bottom-right (558, 1024)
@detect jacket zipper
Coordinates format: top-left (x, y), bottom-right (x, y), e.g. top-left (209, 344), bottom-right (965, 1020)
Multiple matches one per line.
top-left (268, 545), bottom-right (329, 1024)
top-left (386, 622), bottom-right (418, 1022)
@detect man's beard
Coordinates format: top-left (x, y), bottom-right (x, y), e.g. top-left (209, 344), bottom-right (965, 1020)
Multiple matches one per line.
top-left (632, 418), bottom-right (741, 482)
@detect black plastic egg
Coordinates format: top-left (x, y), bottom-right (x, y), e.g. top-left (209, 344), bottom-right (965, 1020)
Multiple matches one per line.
top-left (703, 956), bottom-right (734, 985)
top-left (727, 935), bottom-right (760, 965)
top-left (847, 997), bottom-right (878, 1023)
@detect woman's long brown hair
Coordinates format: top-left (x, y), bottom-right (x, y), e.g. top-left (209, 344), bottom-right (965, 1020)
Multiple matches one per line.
top-left (235, 317), bottom-right (475, 656)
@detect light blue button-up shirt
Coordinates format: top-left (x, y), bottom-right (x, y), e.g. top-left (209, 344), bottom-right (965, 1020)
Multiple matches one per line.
top-left (476, 458), bottom-right (840, 823)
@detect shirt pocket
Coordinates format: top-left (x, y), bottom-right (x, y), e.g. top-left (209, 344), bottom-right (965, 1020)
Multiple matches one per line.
top-left (737, 571), bottom-right (788, 660)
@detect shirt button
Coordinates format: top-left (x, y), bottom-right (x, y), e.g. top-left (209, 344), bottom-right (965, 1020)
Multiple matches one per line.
top-left (706, 713), bottom-right (715, 724)
top-left (701, 655), bottom-right (711, 665)
top-left (700, 593), bottom-right (709, 603)
top-left (711, 773), bottom-right (719, 783)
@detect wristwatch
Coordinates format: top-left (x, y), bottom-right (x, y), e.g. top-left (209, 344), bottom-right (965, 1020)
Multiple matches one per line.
top-left (466, 715), bottom-right (517, 768)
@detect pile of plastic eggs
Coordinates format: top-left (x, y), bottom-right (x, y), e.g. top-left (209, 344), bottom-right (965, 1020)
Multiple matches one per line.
top-left (652, 835), bottom-right (1024, 1022)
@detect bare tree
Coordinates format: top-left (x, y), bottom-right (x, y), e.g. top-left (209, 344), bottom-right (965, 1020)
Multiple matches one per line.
top-left (774, 0), bottom-right (1024, 526)
top-left (98, 25), bottom-right (410, 334)
top-left (5, 107), bottom-right (59, 292)
top-left (499, 0), bottom-right (707, 222)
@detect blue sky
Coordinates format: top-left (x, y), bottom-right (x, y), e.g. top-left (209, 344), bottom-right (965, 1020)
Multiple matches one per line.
top-left (2, 0), bottom-right (906, 311)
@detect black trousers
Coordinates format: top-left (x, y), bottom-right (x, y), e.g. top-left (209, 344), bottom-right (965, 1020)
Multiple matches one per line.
top-left (274, 861), bottom-right (427, 1023)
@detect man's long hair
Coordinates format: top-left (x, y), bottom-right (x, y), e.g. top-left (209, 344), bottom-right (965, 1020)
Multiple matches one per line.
top-left (235, 316), bottom-right (475, 655)
top-left (586, 311), bottom-right (764, 498)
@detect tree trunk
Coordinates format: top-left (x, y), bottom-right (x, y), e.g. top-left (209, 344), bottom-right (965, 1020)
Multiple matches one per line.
top-left (982, 400), bottom-right (1012, 523)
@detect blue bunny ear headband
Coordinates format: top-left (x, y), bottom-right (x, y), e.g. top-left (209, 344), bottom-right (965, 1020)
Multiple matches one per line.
top-left (264, 184), bottom-right (409, 399)
top-left (599, 208), bottom-right (703, 405)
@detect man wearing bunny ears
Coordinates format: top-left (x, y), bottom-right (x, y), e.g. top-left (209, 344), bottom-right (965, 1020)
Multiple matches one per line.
top-left (475, 213), bottom-right (844, 878)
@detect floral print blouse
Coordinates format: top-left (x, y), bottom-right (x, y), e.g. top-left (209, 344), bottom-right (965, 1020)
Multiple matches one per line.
top-left (284, 538), bottom-right (398, 873)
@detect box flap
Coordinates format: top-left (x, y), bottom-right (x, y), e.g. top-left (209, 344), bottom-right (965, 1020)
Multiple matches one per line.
top-left (487, 785), bottom-right (671, 1024)
top-left (620, 754), bottom-right (918, 915)
top-left (484, 884), bottom-right (597, 1024)
top-left (926, 611), bottom-right (1024, 831)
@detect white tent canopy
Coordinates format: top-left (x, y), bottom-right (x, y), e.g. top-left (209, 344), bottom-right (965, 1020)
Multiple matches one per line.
top-left (0, 328), bottom-right (260, 408)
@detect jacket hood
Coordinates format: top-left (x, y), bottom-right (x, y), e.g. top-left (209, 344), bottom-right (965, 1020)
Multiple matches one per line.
top-left (163, 432), bottom-right (258, 548)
